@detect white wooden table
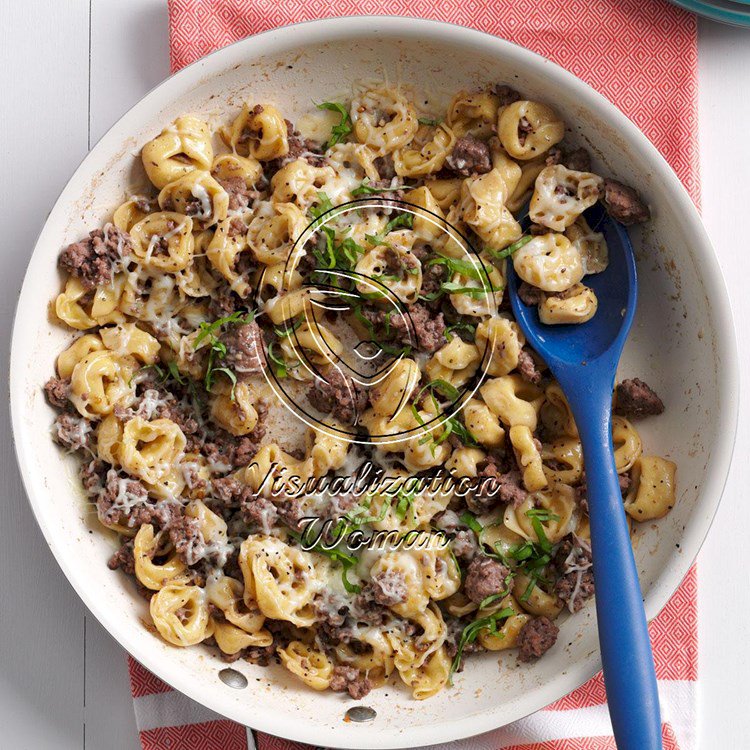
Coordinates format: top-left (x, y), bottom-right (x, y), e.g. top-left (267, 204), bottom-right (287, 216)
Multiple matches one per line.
top-left (0, 2), bottom-right (747, 747)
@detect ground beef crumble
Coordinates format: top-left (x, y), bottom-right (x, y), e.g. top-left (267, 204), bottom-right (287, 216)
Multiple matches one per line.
top-left (202, 424), bottom-right (266, 471)
top-left (221, 321), bottom-right (266, 377)
top-left (209, 285), bottom-right (244, 316)
top-left (216, 176), bottom-right (256, 212)
top-left (495, 84), bottom-right (521, 107)
top-left (516, 348), bottom-right (543, 385)
top-left (601, 179), bottom-right (651, 225)
top-left (265, 119), bottom-right (323, 174)
top-left (307, 366), bottom-right (369, 425)
top-left (168, 513), bottom-right (205, 565)
top-left (107, 541), bottom-right (135, 575)
top-left (518, 617), bottom-right (559, 662)
top-left (468, 454), bottom-right (527, 512)
top-left (518, 281), bottom-right (543, 307)
top-left (243, 494), bottom-right (278, 530)
top-left (368, 570), bottom-right (408, 607)
top-left (420, 259), bottom-right (447, 304)
top-left (359, 302), bottom-right (446, 354)
top-left (59, 224), bottom-right (131, 290)
top-left (553, 534), bottom-right (595, 613)
top-left (614, 378), bottom-right (664, 418)
top-left (445, 135), bottom-right (492, 176)
top-left (95, 470), bottom-right (149, 527)
top-left (464, 555), bottom-right (510, 604)
top-left (44, 377), bottom-right (72, 409)
top-left (329, 665), bottom-right (372, 699)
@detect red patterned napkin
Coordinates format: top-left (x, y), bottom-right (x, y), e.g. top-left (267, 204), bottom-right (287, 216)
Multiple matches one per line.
top-left (129, 2), bottom-right (700, 748)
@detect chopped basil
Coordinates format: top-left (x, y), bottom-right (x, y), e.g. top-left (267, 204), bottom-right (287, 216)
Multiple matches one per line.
top-left (365, 211), bottom-right (415, 246)
top-left (449, 607), bottom-right (516, 680)
top-left (272, 318), bottom-right (302, 339)
top-left (309, 191), bottom-right (334, 224)
top-left (339, 237), bottom-right (364, 266)
top-left (412, 380), bottom-right (478, 450)
top-left (310, 227), bottom-right (365, 287)
top-left (445, 320), bottom-right (477, 341)
top-left (508, 541), bottom-right (553, 602)
top-left (345, 495), bottom-right (390, 527)
top-left (525, 508), bottom-right (561, 522)
top-left (351, 178), bottom-right (396, 197)
top-left (166, 360), bottom-right (186, 384)
top-left (419, 256), bottom-right (503, 302)
top-left (447, 546), bottom-right (463, 581)
top-left (525, 508), bottom-right (559, 554)
top-left (203, 341), bottom-right (226, 392)
top-left (418, 117), bottom-right (441, 126)
top-left (516, 576), bottom-right (532, 601)
top-left (316, 101), bottom-right (353, 150)
top-left (311, 225), bottom-right (337, 270)
top-left (266, 341), bottom-right (290, 378)
top-left (290, 526), bottom-right (361, 593)
top-left (442, 415), bottom-right (478, 447)
top-left (193, 310), bottom-right (255, 397)
top-left (490, 234), bottom-right (532, 260)
top-left (352, 303), bottom-right (375, 335)
top-left (416, 378), bottom-right (460, 404)
top-left (478, 593), bottom-right (504, 609)
top-left (459, 511), bottom-right (483, 535)
top-left (340, 567), bottom-right (362, 593)
top-left (193, 309), bottom-right (254, 348)
top-left (386, 212), bottom-right (414, 232)
top-left (382, 309), bottom-right (393, 337)
top-left (477, 573), bottom-right (515, 610)
top-left (439, 280), bottom-right (502, 298)
top-left (211, 366), bottom-right (238, 400)
top-left (379, 342), bottom-right (413, 356)
top-left (393, 486), bottom-right (418, 519)
top-left (426, 254), bottom-right (486, 282)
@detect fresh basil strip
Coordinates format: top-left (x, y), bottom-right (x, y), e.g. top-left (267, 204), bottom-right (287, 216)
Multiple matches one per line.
top-left (491, 234), bottom-right (532, 260)
top-left (316, 101), bottom-right (353, 149)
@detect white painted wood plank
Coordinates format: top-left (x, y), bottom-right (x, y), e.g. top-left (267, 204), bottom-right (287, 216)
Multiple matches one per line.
top-left (84, 622), bottom-right (141, 750)
top-left (0, 1), bottom-right (91, 749)
top-left (696, 18), bottom-right (750, 750)
top-left (89, 0), bottom-right (170, 144)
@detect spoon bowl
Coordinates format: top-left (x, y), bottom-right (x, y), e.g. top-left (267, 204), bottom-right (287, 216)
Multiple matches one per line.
top-left (508, 204), bottom-right (637, 374)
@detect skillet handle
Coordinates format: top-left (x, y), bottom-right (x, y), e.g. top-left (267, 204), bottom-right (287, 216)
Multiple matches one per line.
top-left (573, 396), bottom-right (663, 750)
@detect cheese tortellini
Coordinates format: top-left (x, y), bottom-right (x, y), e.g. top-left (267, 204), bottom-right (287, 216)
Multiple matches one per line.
top-left (530, 165), bottom-right (604, 231)
top-left (498, 100), bottom-right (565, 160)
top-left (239, 536), bottom-right (324, 627)
top-left (513, 233), bottom-right (584, 293)
top-left (351, 86), bottom-right (419, 155)
top-left (142, 116), bottom-right (213, 189)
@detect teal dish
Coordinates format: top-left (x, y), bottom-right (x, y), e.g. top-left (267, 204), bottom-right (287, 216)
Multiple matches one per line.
top-left (670, 0), bottom-right (750, 26)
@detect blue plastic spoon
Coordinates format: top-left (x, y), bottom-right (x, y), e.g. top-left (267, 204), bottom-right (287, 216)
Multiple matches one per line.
top-left (507, 204), bottom-right (662, 750)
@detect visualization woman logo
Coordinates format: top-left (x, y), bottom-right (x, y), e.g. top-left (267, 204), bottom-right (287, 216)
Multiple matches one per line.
top-left (252, 197), bottom-right (501, 444)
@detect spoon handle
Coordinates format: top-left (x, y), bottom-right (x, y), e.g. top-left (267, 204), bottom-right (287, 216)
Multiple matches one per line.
top-left (575, 404), bottom-right (662, 750)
